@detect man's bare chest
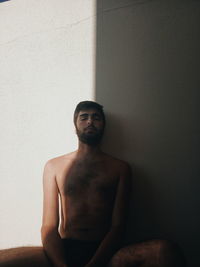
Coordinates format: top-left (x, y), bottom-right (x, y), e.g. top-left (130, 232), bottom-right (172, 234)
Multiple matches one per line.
top-left (57, 160), bottom-right (119, 199)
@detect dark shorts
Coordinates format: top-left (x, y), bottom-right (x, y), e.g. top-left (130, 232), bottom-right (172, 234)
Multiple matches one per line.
top-left (62, 238), bottom-right (101, 267)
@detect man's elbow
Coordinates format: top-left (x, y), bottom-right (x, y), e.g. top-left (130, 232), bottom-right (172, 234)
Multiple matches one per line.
top-left (41, 224), bottom-right (58, 234)
top-left (41, 225), bottom-right (59, 244)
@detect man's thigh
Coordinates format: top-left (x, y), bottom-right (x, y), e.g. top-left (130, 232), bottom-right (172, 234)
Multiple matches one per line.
top-left (108, 239), bottom-right (186, 267)
top-left (0, 246), bottom-right (51, 267)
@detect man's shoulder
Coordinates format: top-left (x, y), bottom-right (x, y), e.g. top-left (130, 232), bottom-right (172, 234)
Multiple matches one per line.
top-left (45, 151), bottom-right (76, 167)
top-left (103, 153), bottom-right (131, 172)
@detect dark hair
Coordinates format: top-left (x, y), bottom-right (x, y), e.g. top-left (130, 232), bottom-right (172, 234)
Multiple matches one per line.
top-left (73, 100), bottom-right (105, 125)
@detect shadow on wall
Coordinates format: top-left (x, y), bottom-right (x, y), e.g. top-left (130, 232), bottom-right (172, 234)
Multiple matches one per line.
top-left (95, 0), bottom-right (168, 242)
top-left (95, 0), bottom-right (200, 267)
top-left (101, 112), bottom-right (133, 158)
top-left (101, 113), bottom-right (164, 242)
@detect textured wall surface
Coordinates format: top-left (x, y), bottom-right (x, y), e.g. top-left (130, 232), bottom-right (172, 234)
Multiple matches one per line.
top-left (96, 1), bottom-right (200, 266)
top-left (0, 0), bottom-right (96, 248)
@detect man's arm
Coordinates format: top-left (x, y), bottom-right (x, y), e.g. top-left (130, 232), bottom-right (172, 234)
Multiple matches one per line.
top-left (85, 163), bottom-right (132, 267)
top-left (41, 160), bottom-right (68, 267)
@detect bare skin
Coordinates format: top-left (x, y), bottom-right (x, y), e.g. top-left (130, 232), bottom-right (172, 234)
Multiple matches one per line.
top-left (58, 151), bottom-right (130, 241)
top-left (42, 151), bottom-right (131, 266)
top-left (0, 247), bottom-right (50, 267)
top-left (41, 109), bottom-right (131, 267)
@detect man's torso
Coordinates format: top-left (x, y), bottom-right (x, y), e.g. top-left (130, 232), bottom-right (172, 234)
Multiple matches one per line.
top-left (50, 152), bottom-right (125, 241)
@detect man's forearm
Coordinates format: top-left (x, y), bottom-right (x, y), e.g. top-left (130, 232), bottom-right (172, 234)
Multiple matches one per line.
top-left (85, 226), bottom-right (124, 267)
top-left (41, 226), bottom-right (68, 267)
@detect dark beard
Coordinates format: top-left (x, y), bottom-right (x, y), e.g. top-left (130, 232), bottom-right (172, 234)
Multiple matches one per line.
top-left (76, 128), bottom-right (104, 146)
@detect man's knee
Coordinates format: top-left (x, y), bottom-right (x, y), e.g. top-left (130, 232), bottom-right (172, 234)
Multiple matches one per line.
top-left (0, 246), bottom-right (51, 267)
top-left (108, 243), bottom-right (145, 267)
top-left (108, 250), bottom-right (130, 267)
top-left (157, 239), bottom-right (187, 267)
top-left (108, 239), bottom-right (187, 267)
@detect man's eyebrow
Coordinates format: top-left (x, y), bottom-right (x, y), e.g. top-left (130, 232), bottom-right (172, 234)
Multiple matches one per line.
top-left (79, 112), bottom-right (101, 116)
top-left (79, 113), bottom-right (89, 117)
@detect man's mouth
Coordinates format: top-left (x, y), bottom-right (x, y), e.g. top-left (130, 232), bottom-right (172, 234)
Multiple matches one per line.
top-left (85, 126), bottom-right (96, 132)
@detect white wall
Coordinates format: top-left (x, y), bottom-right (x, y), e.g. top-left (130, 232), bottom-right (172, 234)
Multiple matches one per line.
top-left (0, 0), bottom-right (96, 248)
top-left (96, 1), bottom-right (200, 266)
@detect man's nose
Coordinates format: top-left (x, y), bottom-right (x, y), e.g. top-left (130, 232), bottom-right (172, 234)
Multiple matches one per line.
top-left (87, 116), bottom-right (93, 125)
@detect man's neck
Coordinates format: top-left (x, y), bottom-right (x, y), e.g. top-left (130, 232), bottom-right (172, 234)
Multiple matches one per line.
top-left (76, 142), bottom-right (102, 159)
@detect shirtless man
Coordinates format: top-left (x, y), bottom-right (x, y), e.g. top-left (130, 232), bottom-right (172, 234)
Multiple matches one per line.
top-left (40, 101), bottom-right (186, 267)
top-left (41, 100), bottom-right (131, 267)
